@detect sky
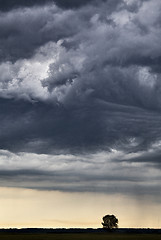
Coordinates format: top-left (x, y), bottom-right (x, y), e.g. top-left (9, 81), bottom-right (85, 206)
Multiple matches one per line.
top-left (0, 0), bottom-right (161, 229)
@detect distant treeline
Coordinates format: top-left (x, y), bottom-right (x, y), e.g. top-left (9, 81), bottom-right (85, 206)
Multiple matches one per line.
top-left (0, 228), bottom-right (161, 234)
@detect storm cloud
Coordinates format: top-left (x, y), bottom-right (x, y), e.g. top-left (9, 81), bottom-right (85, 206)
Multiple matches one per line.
top-left (0, 148), bottom-right (161, 196)
top-left (0, 0), bottom-right (161, 194)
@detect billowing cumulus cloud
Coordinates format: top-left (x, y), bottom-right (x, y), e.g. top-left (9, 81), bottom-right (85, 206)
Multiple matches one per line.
top-left (0, 0), bottom-right (161, 194)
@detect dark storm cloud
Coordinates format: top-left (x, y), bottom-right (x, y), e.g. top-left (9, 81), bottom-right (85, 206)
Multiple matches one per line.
top-left (0, 98), bottom-right (106, 153)
top-left (0, 0), bottom-right (93, 11)
top-left (54, 0), bottom-right (94, 9)
top-left (54, 0), bottom-right (123, 10)
top-left (0, 0), bottom-right (120, 11)
top-left (0, 0), bottom-right (161, 193)
top-left (0, 0), bottom-right (122, 62)
top-left (116, 147), bottom-right (161, 168)
top-left (0, 0), bottom-right (52, 11)
top-left (0, 97), bottom-right (161, 154)
top-left (0, 4), bottom-right (81, 61)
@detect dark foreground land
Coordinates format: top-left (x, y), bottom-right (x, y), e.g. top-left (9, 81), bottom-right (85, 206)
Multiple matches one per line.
top-left (0, 229), bottom-right (161, 240)
top-left (0, 233), bottom-right (161, 240)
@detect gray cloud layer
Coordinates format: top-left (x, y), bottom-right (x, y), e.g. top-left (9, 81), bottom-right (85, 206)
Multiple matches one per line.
top-left (0, 148), bottom-right (161, 196)
top-left (0, 0), bottom-right (161, 194)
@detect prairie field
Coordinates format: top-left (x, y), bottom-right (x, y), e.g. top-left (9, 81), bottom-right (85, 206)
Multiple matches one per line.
top-left (0, 233), bottom-right (161, 240)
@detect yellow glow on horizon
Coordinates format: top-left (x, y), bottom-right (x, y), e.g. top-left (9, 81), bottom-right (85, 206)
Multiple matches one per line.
top-left (0, 187), bottom-right (161, 229)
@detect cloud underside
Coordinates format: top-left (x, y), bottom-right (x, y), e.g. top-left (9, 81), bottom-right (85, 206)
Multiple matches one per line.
top-left (0, 148), bottom-right (161, 196)
top-left (0, 0), bottom-right (161, 193)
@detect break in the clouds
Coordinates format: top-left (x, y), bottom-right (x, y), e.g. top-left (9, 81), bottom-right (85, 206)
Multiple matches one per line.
top-left (0, 0), bottom-right (161, 194)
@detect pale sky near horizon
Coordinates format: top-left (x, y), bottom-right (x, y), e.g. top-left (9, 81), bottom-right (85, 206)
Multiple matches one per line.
top-left (0, 187), bottom-right (161, 229)
top-left (0, 0), bottom-right (161, 229)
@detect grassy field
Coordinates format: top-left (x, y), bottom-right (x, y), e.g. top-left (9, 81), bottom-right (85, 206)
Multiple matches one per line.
top-left (0, 233), bottom-right (161, 240)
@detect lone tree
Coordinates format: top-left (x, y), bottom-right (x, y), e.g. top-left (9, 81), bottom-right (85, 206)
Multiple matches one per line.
top-left (102, 214), bottom-right (118, 229)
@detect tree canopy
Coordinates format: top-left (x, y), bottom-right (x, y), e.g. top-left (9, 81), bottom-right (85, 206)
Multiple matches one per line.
top-left (102, 214), bottom-right (118, 229)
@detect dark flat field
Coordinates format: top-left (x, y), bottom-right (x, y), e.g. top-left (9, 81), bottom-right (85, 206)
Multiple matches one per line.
top-left (0, 233), bottom-right (161, 240)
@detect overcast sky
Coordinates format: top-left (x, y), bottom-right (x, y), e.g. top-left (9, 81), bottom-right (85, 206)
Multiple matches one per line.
top-left (0, 0), bottom-right (161, 228)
